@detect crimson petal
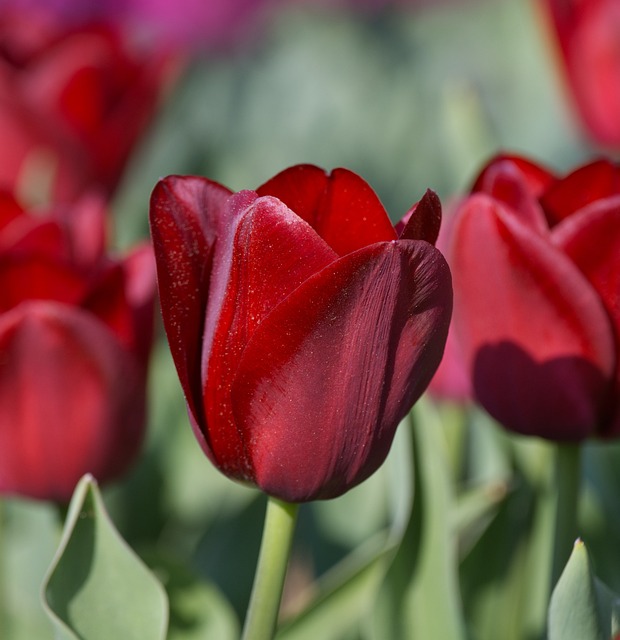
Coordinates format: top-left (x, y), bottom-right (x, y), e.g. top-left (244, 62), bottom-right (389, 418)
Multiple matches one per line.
top-left (451, 194), bottom-right (615, 440)
top-left (204, 193), bottom-right (338, 481)
top-left (149, 175), bottom-right (231, 434)
top-left (540, 159), bottom-right (620, 225)
top-left (552, 198), bottom-right (620, 435)
top-left (472, 156), bottom-right (550, 233)
top-left (0, 256), bottom-right (87, 312)
top-left (472, 154), bottom-right (555, 198)
top-left (257, 164), bottom-right (397, 255)
top-left (0, 301), bottom-right (145, 502)
top-left (230, 240), bottom-right (452, 502)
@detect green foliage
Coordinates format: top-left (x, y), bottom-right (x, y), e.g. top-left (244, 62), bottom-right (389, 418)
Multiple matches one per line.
top-left (42, 475), bottom-right (168, 640)
top-left (548, 540), bottom-right (620, 640)
top-left (370, 400), bottom-right (467, 640)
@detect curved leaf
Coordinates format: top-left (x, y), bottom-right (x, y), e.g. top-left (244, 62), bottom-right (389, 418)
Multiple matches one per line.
top-left (42, 474), bottom-right (168, 640)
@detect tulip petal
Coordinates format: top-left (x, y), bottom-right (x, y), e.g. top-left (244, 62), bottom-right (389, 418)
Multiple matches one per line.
top-left (398, 189), bottom-right (442, 244)
top-left (0, 191), bottom-right (23, 232)
top-left (540, 159), bottom-right (620, 225)
top-left (55, 194), bottom-right (107, 267)
top-left (0, 217), bottom-right (65, 257)
top-left (149, 175), bottom-right (232, 435)
top-left (545, 0), bottom-right (620, 146)
top-left (552, 198), bottom-right (620, 435)
top-left (230, 240), bottom-right (452, 501)
top-left (451, 194), bottom-right (615, 439)
top-left (472, 154), bottom-right (555, 198)
top-left (0, 256), bottom-right (87, 312)
top-left (205, 194), bottom-right (338, 481)
top-left (257, 164), bottom-right (397, 254)
top-left (472, 156), bottom-right (550, 233)
top-left (0, 302), bottom-right (145, 502)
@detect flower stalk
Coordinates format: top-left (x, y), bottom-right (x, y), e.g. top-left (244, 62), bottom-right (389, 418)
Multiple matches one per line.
top-left (241, 497), bottom-right (299, 640)
top-left (551, 442), bottom-right (581, 588)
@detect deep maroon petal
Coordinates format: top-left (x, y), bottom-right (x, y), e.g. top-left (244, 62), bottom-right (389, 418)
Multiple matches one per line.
top-left (552, 197), bottom-right (620, 434)
top-left (540, 159), bottom-right (620, 225)
top-left (230, 239), bottom-right (452, 502)
top-left (398, 189), bottom-right (442, 244)
top-left (149, 175), bottom-right (231, 436)
top-left (0, 301), bottom-right (145, 502)
top-left (451, 194), bottom-right (615, 440)
top-left (257, 164), bottom-right (397, 255)
top-left (204, 194), bottom-right (338, 481)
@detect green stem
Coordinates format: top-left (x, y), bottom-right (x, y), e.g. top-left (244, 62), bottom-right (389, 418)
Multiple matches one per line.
top-left (550, 442), bottom-right (582, 588)
top-left (0, 499), bottom-right (5, 640)
top-left (241, 497), bottom-right (299, 640)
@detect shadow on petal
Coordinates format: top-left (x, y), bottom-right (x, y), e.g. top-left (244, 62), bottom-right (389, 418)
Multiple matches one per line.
top-left (472, 341), bottom-right (612, 441)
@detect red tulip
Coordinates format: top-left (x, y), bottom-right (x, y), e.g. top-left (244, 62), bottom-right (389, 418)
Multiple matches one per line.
top-left (0, 8), bottom-right (175, 204)
top-left (0, 193), bottom-right (156, 501)
top-left (150, 165), bottom-right (452, 502)
top-left (543, 0), bottom-right (620, 146)
top-left (450, 154), bottom-right (620, 440)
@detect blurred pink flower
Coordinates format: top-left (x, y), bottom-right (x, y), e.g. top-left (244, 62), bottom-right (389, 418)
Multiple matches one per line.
top-left (5, 0), bottom-right (274, 51)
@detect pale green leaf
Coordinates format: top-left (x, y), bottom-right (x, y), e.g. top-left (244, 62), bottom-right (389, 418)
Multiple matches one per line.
top-left (42, 474), bottom-right (168, 640)
top-left (369, 398), bottom-right (467, 640)
top-left (548, 539), bottom-right (620, 640)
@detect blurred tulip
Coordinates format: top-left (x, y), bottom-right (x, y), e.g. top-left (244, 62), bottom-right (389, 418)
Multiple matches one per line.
top-left (543, 0), bottom-right (620, 146)
top-left (0, 193), bottom-right (156, 501)
top-left (426, 202), bottom-right (471, 402)
top-left (150, 164), bottom-right (452, 502)
top-left (450, 154), bottom-right (620, 440)
top-left (0, 8), bottom-right (176, 205)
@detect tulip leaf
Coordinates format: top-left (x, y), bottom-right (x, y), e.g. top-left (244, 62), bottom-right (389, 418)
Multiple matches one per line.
top-left (370, 399), bottom-right (467, 640)
top-left (0, 499), bottom-right (59, 640)
top-left (548, 539), bottom-right (620, 640)
top-left (276, 535), bottom-right (389, 640)
top-left (140, 552), bottom-right (239, 640)
top-left (42, 474), bottom-right (168, 640)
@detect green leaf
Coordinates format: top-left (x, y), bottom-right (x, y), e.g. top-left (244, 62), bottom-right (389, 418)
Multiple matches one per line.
top-left (276, 535), bottom-right (389, 640)
top-left (140, 552), bottom-right (239, 640)
top-left (42, 474), bottom-right (168, 640)
top-left (369, 398), bottom-right (467, 640)
top-left (548, 539), bottom-right (620, 640)
top-left (0, 499), bottom-right (60, 640)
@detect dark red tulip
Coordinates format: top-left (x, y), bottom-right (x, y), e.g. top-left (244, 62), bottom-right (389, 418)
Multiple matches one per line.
top-left (543, 0), bottom-right (620, 146)
top-left (0, 193), bottom-right (156, 501)
top-left (451, 154), bottom-right (620, 440)
top-left (0, 8), bottom-right (176, 204)
top-left (150, 165), bottom-right (452, 502)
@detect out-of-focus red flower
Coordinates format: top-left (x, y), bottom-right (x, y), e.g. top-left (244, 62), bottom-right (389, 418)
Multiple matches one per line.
top-left (450, 154), bottom-right (620, 440)
top-left (0, 192), bottom-right (156, 502)
top-left (426, 202), bottom-right (471, 403)
top-left (150, 164), bottom-right (452, 502)
top-left (543, 0), bottom-right (620, 146)
top-left (0, 9), bottom-right (175, 204)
